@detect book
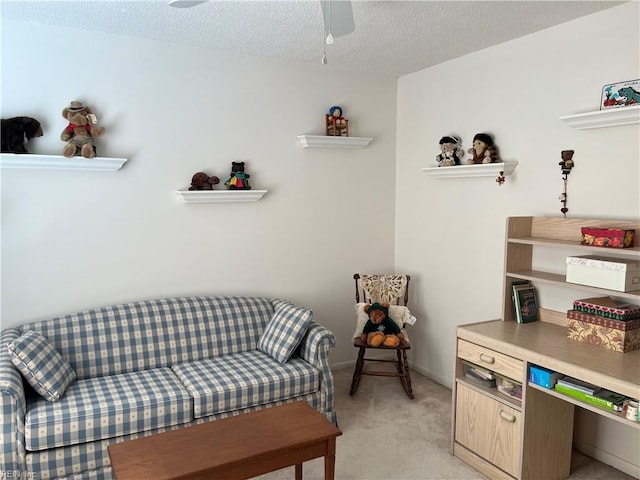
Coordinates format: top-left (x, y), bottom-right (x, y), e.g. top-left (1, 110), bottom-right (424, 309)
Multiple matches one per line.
top-left (513, 284), bottom-right (539, 323)
top-left (554, 384), bottom-right (625, 412)
top-left (573, 296), bottom-right (640, 321)
top-left (511, 280), bottom-right (530, 322)
top-left (556, 377), bottom-right (598, 395)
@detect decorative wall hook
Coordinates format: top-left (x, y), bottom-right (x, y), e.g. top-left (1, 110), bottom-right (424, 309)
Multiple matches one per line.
top-left (558, 150), bottom-right (575, 217)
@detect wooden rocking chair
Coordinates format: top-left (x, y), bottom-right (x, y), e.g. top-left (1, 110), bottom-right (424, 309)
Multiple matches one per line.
top-left (349, 273), bottom-right (414, 399)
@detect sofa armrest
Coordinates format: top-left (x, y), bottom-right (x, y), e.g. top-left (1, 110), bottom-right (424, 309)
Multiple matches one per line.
top-left (0, 328), bottom-right (27, 475)
top-left (297, 321), bottom-right (335, 367)
top-left (296, 321), bottom-right (337, 424)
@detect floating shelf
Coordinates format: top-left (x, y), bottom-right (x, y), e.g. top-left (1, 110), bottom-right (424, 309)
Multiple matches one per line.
top-left (421, 160), bottom-right (519, 179)
top-left (0, 154), bottom-right (128, 171)
top-left (175, 188), bottom-right (268, 203)
top-left (296, 135), bottom-right (373, 149)
top-left (559, 105), bottom-right (640, 130)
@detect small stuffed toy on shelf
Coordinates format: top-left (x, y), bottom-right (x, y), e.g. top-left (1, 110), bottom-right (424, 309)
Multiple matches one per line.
top-left (60, 101), bottom-right (105, 158)
top-left (224, 161), bottom-right (251, 190)
top-left (436, 135), bottom-right (464, 166)
top-left (1, 116), bottom-right (44, 154)
top-left (325, 105), bottom-right (348, 137)
top-left (467, 132), bottom-right (500, 164)
top-left (189, 172), bottom-right (220, 190)
top-left (360, 302), bottom-right (404, 348)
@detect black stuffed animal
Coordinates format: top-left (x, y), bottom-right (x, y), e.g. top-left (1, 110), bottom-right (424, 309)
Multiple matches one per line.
top-left (224, 161), bottom-right (251, 190)
top-left (1, 116), bottom-right (44, 153)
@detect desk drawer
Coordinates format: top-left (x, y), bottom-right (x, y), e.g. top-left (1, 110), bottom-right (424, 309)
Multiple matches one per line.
top-left (458, 339), bottom-right (523, 381)
top-left (455, 383), bottom-right (521, 477)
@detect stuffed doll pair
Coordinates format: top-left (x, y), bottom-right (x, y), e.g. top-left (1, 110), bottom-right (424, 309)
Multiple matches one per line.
top-left (360, 302), bottom-right (404, 348)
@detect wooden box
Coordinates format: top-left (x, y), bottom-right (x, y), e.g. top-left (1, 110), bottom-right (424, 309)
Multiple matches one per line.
top-left (567, 309), bottom-right (640, 353)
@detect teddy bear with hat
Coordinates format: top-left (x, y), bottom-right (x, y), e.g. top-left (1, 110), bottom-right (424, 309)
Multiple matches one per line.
top-left (467, 132), bottom-right (500, 164)
top-left (60, 101), bottom-right (105, 158)
top-left (436, 135), bottom-right (464, 167)
top-left (360, 302), bottom-right (404, 348)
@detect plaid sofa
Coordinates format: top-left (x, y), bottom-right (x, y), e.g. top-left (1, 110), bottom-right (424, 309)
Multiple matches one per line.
top-left (0, 296), bottom-right (336, 480)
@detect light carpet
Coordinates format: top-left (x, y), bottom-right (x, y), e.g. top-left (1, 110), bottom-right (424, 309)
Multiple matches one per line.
top-left (258, 367), bottom-right (634, 480)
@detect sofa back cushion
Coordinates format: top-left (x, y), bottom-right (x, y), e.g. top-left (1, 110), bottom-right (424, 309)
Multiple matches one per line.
top-left (19, 297), bottom-right (274, 380)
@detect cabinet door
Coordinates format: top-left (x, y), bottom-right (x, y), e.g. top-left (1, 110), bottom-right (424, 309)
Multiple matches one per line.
top-left (455, 383), bottom-right (521, 477)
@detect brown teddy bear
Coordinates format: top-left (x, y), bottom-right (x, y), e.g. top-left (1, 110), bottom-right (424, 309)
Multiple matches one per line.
top-left (60, 101), bottom-right (105, 158)
top-left (189, 172), bottom-right (220, 190)
top-left (467, 132), bottom-right (500, 164)
top-left (360, 302), bottom-right (404, 347)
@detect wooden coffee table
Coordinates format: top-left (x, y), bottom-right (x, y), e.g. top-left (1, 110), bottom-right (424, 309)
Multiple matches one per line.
top-left (108, 401), bottom-right (342, 480)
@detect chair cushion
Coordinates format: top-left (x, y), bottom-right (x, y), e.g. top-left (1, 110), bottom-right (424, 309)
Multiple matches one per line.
top-left (171, 350), bottom-right (320, 418)
top-left (24, 367), bottom-right (192, 451)
top-left (353, 303), bottom-right (409, 340)
top-left (257, 302), bottom-right (312, 363)
top-left (8, 330), bottom-right (76, 402)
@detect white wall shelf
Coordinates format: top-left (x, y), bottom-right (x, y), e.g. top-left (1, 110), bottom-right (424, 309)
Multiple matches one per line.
top-left (421, 160), bottom-right (519, 179)
top-left (175, 188), bottom-right (268, 203)
top-left (0, 154), bottom-right (128, 171)
top-left (296, 135), bottom-right (373, 149)
top-left (559, 105), bottom-right (640, 129)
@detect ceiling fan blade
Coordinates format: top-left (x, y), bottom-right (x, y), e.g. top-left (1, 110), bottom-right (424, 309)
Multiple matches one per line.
top-left (321, 0), bottom-right (355, 38)
top-left (168, 0), bottom-right (207, 8)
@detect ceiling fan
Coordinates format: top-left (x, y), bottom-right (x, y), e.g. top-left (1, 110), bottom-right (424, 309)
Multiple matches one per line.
top-left (168, 0), bottom-right (354, 38)
top-left (168, 0), bottom-right (355, 64)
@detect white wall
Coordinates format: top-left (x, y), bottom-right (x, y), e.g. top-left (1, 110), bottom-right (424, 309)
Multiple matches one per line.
top-left (396, 2), bottom-right (639, 474)
top-left (0, 20), bottom-right (398, 367)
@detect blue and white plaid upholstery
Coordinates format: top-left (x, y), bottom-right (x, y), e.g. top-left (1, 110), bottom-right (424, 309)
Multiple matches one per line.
top-left (25, 367), bottom-right (192, 451)
top-left (172, 349), bottom-right (319, 418)
top-left (257, 303), bottom-right (312, 363)
top-left (1, 328), bottom-right (27, 475)
top-left (28, 394), bottom-right (320, 480)
top-left (1, 296), bottom-right (336, 480)
top-left (21, 296), bottom-right (273, 380)
top-left (8, 330), bottom-right (76, 402)
top-left (295, 321), bottom-right (337, 425)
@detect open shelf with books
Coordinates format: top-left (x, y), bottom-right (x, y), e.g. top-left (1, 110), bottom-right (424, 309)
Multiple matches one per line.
top-left (503, 217), bottom-right (640, 323)
top-left (528, 370), bottom-right (640, 430)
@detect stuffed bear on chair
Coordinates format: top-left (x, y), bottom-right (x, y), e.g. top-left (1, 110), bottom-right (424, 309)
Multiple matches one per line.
top-left (360, 302), bottom-right (404, 347)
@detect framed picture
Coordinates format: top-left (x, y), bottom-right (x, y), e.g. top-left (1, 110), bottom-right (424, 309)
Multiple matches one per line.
top-left (601, 79), bottom-right (640, 109)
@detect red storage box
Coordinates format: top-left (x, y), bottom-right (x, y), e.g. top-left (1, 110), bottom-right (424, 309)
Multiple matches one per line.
top-left (581, 227), bottom-right (635, 248)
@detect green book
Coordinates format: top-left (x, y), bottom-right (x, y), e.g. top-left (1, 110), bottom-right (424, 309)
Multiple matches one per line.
top-left (554, 384), bottom-right (625, 411)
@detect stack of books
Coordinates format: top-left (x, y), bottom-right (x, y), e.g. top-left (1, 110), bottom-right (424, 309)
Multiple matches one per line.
top-left (566, 297), bottom-right (640, 353)
top-left (554, 377), bottom-right (627, 412)
top-left (511, 280), bottom-right (539, 323)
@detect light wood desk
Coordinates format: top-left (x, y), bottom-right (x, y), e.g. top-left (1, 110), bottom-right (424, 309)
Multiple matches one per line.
top-left (452, 319), bottom-right (640, 480)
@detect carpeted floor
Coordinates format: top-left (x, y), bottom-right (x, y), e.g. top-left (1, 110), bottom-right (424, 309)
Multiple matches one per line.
top-left (258, 367), bottom-right (635, 480)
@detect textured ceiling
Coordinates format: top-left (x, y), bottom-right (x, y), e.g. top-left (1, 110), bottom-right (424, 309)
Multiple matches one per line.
top-left (1, 0), bottom-right (626, 77)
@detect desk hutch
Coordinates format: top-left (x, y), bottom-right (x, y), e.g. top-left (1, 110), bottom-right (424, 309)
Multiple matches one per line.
top-left (452, 216), bottom-right (640, 480)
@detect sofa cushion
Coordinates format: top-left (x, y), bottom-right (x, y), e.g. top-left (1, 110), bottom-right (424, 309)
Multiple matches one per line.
top-left (24, 367), bottom-right (192, 451)
top-left (257, 303), bottom-right (312, 363)
top-left (21, 296), bottom-right (274, 380)
top-left (172, 350), bottom-right (320, 418)
top-left (8, 330), bottom-right (76, 402)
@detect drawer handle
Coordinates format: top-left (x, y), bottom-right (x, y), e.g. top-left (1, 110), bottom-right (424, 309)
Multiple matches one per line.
top-left (500, 411), bottom-right (516, 423)
top-left (479, 353), bottom-right (495, 364)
